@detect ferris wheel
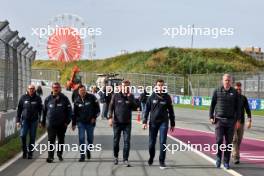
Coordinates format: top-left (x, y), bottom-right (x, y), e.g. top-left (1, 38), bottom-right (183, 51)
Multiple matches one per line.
top-left (36, 13), bottom-right (96, 62)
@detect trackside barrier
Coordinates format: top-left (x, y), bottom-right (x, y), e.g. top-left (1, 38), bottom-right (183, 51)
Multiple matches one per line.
top-left (173, 95), bottom-right (264, 110)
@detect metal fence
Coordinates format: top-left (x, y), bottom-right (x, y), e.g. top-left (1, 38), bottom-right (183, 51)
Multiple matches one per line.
top-left (188, 72), bottom-right (264, 98)
top-left (31, 69), bottom-right (60, 82)
top-left (0, 21), bottom-right (36, 111)
top-left (80, 72), bottom-right (264, 98)
top-left (31, 70), bottom-right (185, 95)
top-left (80, 72), bottom-right (185, 95)
top-left (31, 68), bottom-right (264, 99)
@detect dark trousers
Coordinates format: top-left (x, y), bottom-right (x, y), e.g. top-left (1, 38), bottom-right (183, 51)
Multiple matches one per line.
top-left (113, 123), bottom-right (131, 161)
top-left (20, 120), bottom-right (38, 156)
top-left (149, 121), bottom-right (168, 164)
top-left (47, 125), bottom-right (67, 159)
top-left (78, 122), bottom-right (95, 159)
top-left (215, 119), bottom-right (235, 164)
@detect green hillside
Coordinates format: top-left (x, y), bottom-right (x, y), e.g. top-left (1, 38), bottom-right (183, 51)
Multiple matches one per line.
top-left (32, 47), bottom-right (264, 82)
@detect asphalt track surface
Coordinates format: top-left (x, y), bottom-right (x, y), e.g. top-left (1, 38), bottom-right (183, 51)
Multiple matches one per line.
top-left (172, 108), bottom-right (264, 176)
top-left (1, 87), bottom-right (263, 176)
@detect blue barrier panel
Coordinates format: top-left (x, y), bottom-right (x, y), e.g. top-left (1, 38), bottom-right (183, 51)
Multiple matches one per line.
top-left (248, 98), bottom-right (261, 110)
top-left (173, 96), bottom-right (180, 104)
top-left (173, 95), bottom-right (264, 110)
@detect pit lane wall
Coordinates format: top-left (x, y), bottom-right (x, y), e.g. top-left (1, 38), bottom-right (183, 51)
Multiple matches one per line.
top-left (0, 110), bottom-right (17, 143)
top-left (173, 95), bottom-right (264, 110)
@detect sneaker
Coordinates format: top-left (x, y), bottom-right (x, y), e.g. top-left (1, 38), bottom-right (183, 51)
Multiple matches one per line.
top-left (46, 158), bottom-right (54, 163)
top-left (79, 158), bottom-right (85, 162)
top-left (87, 151), bottom-right (91, 159)
top-left (216, 159), bottom-right (221, 168)
top-left (148, 158), bottom-right (153, 166)
top-left (123, 160), bottom-right (130, 167)
top-left (224, 163), bottom-right (230, 169)
top-left (159, 163), bottom-right (167, 170)
top-left (114, 158), bottom-right (118, 165)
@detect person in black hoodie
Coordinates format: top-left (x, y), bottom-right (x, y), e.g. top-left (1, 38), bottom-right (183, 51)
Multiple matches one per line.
top-left (142, 79), bottom-right (175, 169)
top-left (72, 85), bottom-right (100, 162)
top-left (108, 80), bottom-right (137, 167)
top-left (16, 84), bottom-right (42, 159)
top-left (42, 82), bottom-right (72, 163)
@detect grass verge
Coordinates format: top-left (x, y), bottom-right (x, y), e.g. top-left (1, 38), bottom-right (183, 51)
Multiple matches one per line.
top-left (0, 128), bottom-right (46, 166)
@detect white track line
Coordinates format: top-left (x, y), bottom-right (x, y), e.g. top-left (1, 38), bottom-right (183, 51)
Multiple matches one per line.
top-left (175, 126), bottom-right (264, 142)
top-left (133, 120), bottom-right (243, 176)
top-left (0, 86), bottom-right (68, 172)
top-left (0, 133), bottom-right (47, 172)
top-left (176, 107), bottom-right (264, 118)
top-left (167, 134), bottom-right (243, 176)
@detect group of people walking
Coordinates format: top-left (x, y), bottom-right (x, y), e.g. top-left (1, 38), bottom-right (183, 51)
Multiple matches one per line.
top-left (16, 74), bottom-right (252, 170)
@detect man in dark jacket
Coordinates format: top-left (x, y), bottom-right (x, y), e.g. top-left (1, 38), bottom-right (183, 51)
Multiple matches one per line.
top-left (108, 80), bottom-right (137, 167)
top-left (209, 74), bottom-right (241, 169)
top-left (142, 79), bottom-right (175, 169)
top-left (42, 82), bottom-right (72, 163)
top-left (16, 84), bottom-right (42, 159)
top-left (72, 85), bottom-right (100, 162)
top-left (232, 82), bottom-right (252, 164)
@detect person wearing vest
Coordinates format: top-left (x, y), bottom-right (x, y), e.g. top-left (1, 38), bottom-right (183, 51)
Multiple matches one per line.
top-left (209, 74), bottom-right (241, 169)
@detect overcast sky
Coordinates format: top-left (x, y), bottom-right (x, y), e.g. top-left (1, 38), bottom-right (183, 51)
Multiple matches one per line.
top-left (0, 0), bottom-right (263, 59)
